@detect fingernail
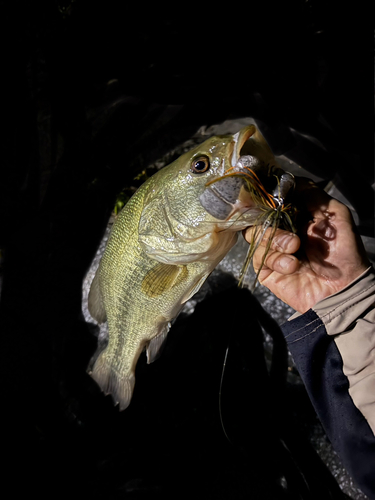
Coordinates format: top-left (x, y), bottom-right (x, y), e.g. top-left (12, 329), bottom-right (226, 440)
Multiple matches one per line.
top-left (279, 255), bottom-right (295, 269)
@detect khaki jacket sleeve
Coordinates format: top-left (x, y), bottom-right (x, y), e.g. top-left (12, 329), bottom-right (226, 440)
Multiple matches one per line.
top-left (313, 266), bottom-right (375, 435)
top-left (281, 266), bottom-right (375, 499)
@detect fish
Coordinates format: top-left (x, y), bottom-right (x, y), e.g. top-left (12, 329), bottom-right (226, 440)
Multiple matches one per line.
top-left (87, 124), bottom-right (295, 410)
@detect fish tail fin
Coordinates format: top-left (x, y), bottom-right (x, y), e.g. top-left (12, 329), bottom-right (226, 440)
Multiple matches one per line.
top-left (88, 352), bottom-right (135, 411)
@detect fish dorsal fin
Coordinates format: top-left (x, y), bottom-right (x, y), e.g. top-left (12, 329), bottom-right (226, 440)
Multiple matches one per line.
top-left (146, 321), bottom-right (171, 364)
top-left (141, 263), bottom-right (188, 298)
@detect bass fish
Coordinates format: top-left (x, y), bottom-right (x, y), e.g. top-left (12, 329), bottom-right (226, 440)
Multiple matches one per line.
top-left (88, 124), bottom-right (295, 410)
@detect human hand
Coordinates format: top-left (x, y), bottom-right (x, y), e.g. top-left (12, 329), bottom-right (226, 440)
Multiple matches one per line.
top-left (243, 178), bottom-right (370, 314)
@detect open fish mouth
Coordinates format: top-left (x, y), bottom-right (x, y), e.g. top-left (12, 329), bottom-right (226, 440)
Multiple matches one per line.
top-left (200, 125), bottom-right (285, 221)
top-left (207, 125), bottom-right (297, 289)
top-left (200, 124), bottom-right (297, 289)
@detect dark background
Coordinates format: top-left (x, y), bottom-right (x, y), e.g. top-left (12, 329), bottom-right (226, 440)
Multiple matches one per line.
top-left (0, 1), bottom-right (373, 498)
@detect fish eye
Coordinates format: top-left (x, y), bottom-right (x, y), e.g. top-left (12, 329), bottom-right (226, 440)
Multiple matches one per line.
top-left (191, 156), bottom-right (210, 174)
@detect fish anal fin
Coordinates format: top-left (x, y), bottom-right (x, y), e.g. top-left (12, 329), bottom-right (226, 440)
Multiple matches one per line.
top-left (141, 263), bottom-right (188, 298)
top-left (181, 274), bottom-right (208, 304)
top-left (146, 321), bottom-right (171, 364)
top-left (89, 352), bottom-right (135, 411)
top-left (88, 270), bottom-right (107, 324)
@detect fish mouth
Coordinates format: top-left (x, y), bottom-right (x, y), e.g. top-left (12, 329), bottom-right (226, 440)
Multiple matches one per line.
top-left (230, 124), bottom-right (259, 168)
top-left (199, 168), bottom-right (258, 221)
top-left (200, 125), bottom-right (275, 221)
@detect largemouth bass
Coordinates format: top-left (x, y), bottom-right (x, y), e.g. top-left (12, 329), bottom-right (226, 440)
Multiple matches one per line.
top-left (88, 124), bottom-right (294, 410)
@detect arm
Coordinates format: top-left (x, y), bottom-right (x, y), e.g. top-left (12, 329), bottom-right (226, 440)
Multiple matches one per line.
top-left (244, 179), bottom-right (375, 498)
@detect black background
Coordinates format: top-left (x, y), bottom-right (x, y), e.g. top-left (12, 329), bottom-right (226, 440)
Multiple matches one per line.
top-left (0, 1), bottom-right (372, 498)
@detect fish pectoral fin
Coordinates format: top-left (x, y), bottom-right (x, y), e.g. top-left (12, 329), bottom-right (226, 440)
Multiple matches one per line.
top-left (88, 270), bottom-right (107, 324)
top-left (141, 263), bottom-right (188, 298)
top-left (181, 274), bottom-right (209, 304)
top-left (146, 320), bottom-right (171, 364)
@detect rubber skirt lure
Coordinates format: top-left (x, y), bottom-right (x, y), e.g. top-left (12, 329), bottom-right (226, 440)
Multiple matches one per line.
top-left (205, 157), bottom-right (297, 291)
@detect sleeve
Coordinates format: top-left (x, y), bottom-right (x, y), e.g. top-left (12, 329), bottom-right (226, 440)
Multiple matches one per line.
top-left (280, 266), bottom-right (375, 499)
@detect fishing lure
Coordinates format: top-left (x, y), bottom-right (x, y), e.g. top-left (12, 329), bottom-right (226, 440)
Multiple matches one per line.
top-left (205, 156), bottom-right (297, 291)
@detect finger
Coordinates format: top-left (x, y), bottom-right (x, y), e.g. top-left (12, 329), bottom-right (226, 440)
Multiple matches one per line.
top-left (243, 226), bottom-right (300, 255)
top-left (253, 246), bottom-right (300, 276)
